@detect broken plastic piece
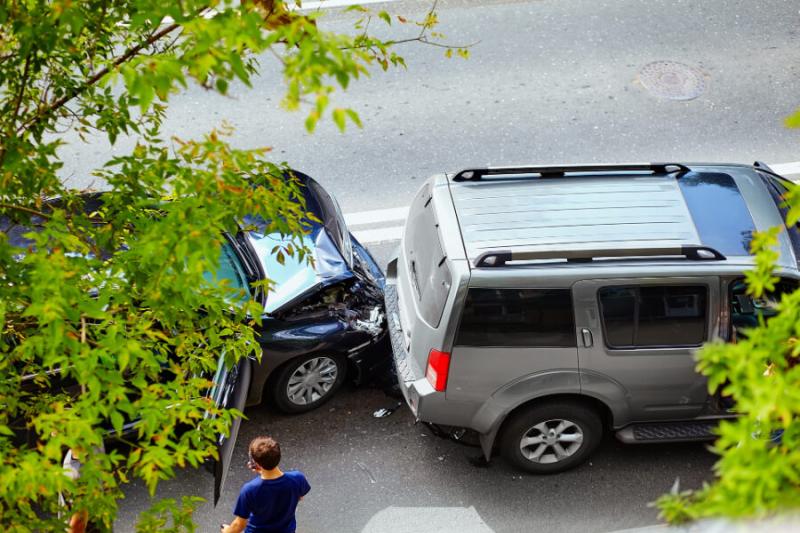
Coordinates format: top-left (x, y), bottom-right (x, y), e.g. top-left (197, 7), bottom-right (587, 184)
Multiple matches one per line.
top-left (373, 401), bottom-right (402, 418)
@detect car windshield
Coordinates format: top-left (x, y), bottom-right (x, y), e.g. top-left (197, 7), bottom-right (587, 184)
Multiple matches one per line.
top-left (203, 242), bottom-right (251, 302)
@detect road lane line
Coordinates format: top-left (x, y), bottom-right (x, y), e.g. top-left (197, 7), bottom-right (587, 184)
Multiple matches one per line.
top-left (344, 206), bottom-right (409, 227)
top-left (298, 0), bottom-right (400, 11)
top-left (352, 225), bottom-right (403, 244)
top-left (769, 161), bottom-right (800, 176)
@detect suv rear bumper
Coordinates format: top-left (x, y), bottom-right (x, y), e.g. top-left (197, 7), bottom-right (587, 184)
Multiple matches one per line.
top-left (385, 282), bottom-right (441, 420)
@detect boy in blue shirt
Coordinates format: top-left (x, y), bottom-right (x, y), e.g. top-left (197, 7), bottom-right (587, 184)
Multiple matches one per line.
top-left (221, 436), bottom-right (310, 533)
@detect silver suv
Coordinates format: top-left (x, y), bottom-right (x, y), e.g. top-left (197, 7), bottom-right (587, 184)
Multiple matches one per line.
top-left (385, 162), bottom-right (800, 473)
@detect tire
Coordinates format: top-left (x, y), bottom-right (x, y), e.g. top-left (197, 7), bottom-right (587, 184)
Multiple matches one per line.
top-left (500, 401), bottom-right (603, 474)
top-left (271, 353), bottom-right (347, 414)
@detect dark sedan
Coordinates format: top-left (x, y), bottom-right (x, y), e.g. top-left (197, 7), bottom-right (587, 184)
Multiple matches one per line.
top-left (229, 171), bottom-right (388, 414)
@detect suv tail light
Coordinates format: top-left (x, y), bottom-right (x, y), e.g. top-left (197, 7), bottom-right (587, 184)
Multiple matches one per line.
top-left (425, 349), bottom-right (451, 392)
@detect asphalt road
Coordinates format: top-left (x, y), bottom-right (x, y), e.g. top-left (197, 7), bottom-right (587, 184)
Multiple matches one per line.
top-left (61, 0), bottom-right (800, 216)
top-left (116, 386), bottom-right (717, 533)
top-left (56, 0), bottom-right (800, 529)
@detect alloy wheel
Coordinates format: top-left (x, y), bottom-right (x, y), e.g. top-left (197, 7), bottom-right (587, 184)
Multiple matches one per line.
top-left (519, 419), bottom-right (584, 464)
top-left (286, 356), bottom-right (339, 406)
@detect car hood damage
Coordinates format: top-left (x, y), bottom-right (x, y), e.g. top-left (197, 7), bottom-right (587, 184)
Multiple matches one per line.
top-left (246, 227), bottom-right (356, 315)
top-left (258, 229), bottom-right (385, 335)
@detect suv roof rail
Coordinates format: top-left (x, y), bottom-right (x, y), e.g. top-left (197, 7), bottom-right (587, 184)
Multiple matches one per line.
top-left (753, 160), bottom-right (774, 172)
top-left (452, 163), bottom-right (691, 182)
top-left (474, 245), bottom-right (726, 268)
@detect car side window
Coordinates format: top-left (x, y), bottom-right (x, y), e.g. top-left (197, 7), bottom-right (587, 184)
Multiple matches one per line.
top-left (598, 285), bottom-right (708, 349)
top-left (455, 288), bottom-right (576, 347)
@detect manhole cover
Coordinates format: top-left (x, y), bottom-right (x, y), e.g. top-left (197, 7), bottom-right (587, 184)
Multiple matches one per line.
top-left (637, 61), bottom-right (706, 100)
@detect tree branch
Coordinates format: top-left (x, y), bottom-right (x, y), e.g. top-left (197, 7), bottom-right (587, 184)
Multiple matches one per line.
top-left (87, 0), bottom-right (111, 76)
top-left (419, 0), bottom-right (438, 39)
top-left (18, 22), bottom-right (181, 135)
top-left (0, 202), bottom-right (52, 221)
top-left (9, 53), bottom-right (32, 130)
top-left (338, 36), bottom-right (478, 51)
top-left (0, 52), bottom-right (33, 166)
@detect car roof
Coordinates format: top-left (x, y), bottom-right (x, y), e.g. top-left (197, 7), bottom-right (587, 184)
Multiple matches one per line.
top-left (445, 163), bottom-right (799, 273)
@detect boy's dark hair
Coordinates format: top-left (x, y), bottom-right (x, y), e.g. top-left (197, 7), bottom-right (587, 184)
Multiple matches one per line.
top-left (250, 436), bottom-right (281, 470)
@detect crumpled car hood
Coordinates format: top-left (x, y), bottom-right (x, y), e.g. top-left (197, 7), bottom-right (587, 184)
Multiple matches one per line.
top-left (245, 226), bottom-right (354, 315)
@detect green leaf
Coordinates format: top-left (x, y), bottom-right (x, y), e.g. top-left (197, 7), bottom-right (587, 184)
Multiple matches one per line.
top-left (332, 108), bottom-right (347, 132)
top-left (346, 109), bottom-right (362, 128)
top-left (785, 108), bottom-right (800, 128)
top-left (110, 411), bottom-right (124, 435)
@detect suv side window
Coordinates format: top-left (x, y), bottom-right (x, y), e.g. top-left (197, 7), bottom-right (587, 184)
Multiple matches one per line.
top-left (455, 288), bottom-right (576, 347)
top-left (598, 285), bottom-right (708, 349)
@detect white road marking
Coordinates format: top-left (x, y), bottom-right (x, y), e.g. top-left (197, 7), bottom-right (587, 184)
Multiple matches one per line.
top-left (344, 206), bottom-right (409, 226)
top-left (361, 506), bottom-right (494, 533)
top-left (298, 0), bottom-right (400, 11)
top-left (346, 160), bottom-right (800, 244)
top-left (352, 225), bottom-right (403, 244)
top-left (769, 161), bottom-right (800, 176)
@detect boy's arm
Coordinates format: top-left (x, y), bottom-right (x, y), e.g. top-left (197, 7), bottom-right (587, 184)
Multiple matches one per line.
top-left (221, 516), bottom-right (248, 533)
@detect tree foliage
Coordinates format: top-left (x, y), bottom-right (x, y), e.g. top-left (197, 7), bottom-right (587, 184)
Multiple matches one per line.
top-left (657, 177), bottom-right (800, 521)
top-left (0, 0), bottom-right (462, 530)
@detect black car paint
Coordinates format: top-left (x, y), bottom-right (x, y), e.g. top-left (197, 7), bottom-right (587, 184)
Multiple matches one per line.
top-left (239, 234), bottom-right (387, 407)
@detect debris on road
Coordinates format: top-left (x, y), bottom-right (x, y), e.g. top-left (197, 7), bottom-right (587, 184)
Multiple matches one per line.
top-left (356, 461), bottom-right (377, 484)
top-left (372, 401), bottom-right (403, 418)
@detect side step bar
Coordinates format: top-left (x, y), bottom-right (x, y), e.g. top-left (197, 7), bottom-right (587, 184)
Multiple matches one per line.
top-left (616, 420), bottom-right (720, 444)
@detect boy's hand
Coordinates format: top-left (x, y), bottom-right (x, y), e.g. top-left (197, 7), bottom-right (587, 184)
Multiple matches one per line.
top-left (221, 517), bottom-right (248, 533)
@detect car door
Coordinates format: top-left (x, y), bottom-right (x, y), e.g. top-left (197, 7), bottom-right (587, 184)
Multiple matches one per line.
top-left (572, 277), bottom-right (718, 424)
top-left (209, 355), bottom-right (252, 505)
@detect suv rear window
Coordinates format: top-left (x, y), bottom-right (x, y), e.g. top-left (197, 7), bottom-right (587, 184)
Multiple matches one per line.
top-left (598, 285), bottom-right (707, 349)
top-left (759, 172), bottom-right (800, 263)
top-left (405, 184), bottom-right (451, 327)
top-left (677, 172), bottom-right (755, 257)
top-left (455, 288), bottom-right (576, 347)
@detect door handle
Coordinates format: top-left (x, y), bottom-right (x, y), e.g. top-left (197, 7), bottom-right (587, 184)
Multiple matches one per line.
top-left (581, 328), bottom-right (593, 348)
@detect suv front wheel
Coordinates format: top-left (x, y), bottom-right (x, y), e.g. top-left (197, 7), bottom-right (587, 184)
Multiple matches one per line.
top-left (500, 401), bottom-right (603, 474)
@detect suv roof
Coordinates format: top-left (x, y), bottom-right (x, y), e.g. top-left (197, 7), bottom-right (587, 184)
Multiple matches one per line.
top-left (446, 163), bottom-right (799, 272)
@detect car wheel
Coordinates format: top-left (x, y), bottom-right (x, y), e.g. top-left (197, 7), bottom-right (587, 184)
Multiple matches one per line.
top-left (500, 401), bottom-right (603, 474)
top-left (271, 354), bottom-right (346, 414)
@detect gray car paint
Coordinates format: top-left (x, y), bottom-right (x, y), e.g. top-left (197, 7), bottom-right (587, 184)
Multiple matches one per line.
top-left (386, 163), bottom-right (800, 463)
top-left (572, 276), bottom-right (720, 424)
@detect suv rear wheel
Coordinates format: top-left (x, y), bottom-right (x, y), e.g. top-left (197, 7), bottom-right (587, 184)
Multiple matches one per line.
top-left (500, 401), bottom-right (603, 474)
